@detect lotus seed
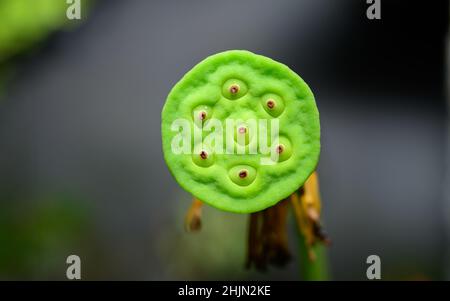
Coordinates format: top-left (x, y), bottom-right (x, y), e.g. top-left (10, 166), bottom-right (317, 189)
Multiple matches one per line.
top-left (276, 145), bottom-right (284, 154)
top-left (230, 84), bottom-right (240, 94)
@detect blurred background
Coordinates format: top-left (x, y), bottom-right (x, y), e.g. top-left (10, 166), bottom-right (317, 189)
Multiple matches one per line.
top-left (0, 0), bottom-right (448, 280)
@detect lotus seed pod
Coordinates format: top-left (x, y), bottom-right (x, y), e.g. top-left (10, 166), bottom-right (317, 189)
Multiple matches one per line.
top-left (161, 50), bottom-right (320, 213)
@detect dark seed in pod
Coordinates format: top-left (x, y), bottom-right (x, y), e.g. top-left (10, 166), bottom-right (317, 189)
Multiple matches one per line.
top-left (229, 84), bottom-right (240, 94)
top-left (276, 145), bottom-right (284, 154)
top-left (200, 151), bottom-right (208, 159)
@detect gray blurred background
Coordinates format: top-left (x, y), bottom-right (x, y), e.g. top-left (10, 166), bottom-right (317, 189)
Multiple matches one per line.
top-left (0, 0), bottom-right (448, 280)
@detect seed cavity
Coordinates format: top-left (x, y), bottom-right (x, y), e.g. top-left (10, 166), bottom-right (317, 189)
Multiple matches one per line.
top-left (239, 170), bottom-right (248, 178)
top-left (192, 147), bottom-right (214, 167)
top-left (192, 105), bottom-right (212, 124)
top-left (272, 137), bottom-right (292, 162)
top-left (234, 123), bottom-right (252, 146)
top-left (261, 93), bottom-right (285, 117)
top-left (229, 165), bottom-right (256, 186)
top-left (229, 84), bottom-right (240, 94)
top-left (276, 145), bottom-right (284, 154)
top-left (222, 79), bottom-right (248, 100)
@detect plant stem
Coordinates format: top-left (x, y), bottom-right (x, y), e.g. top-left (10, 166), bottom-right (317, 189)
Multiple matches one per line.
top-left (296, 226), bottom-right (330, 280)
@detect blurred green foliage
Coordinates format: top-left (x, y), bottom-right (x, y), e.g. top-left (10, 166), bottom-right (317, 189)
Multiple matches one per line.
top-left (0, 0), bottom-right (94, 95)
top-left (0, 195), bottom-right (91, 279)
top-left (158, 205), bottom-right (251, 279)
top-left (0, 0), bottom-right (69, 63)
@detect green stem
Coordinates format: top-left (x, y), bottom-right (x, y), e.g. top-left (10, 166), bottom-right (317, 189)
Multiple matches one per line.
top-left (296, 227), bottom-right (330, 280)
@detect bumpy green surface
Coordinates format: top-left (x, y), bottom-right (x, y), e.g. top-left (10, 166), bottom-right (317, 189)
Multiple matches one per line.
top-left (161, 50), bottom-right (320, 213)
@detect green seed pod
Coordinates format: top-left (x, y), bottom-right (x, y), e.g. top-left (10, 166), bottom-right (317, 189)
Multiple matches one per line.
top-left (161, 50), bottom-right (320, 213)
